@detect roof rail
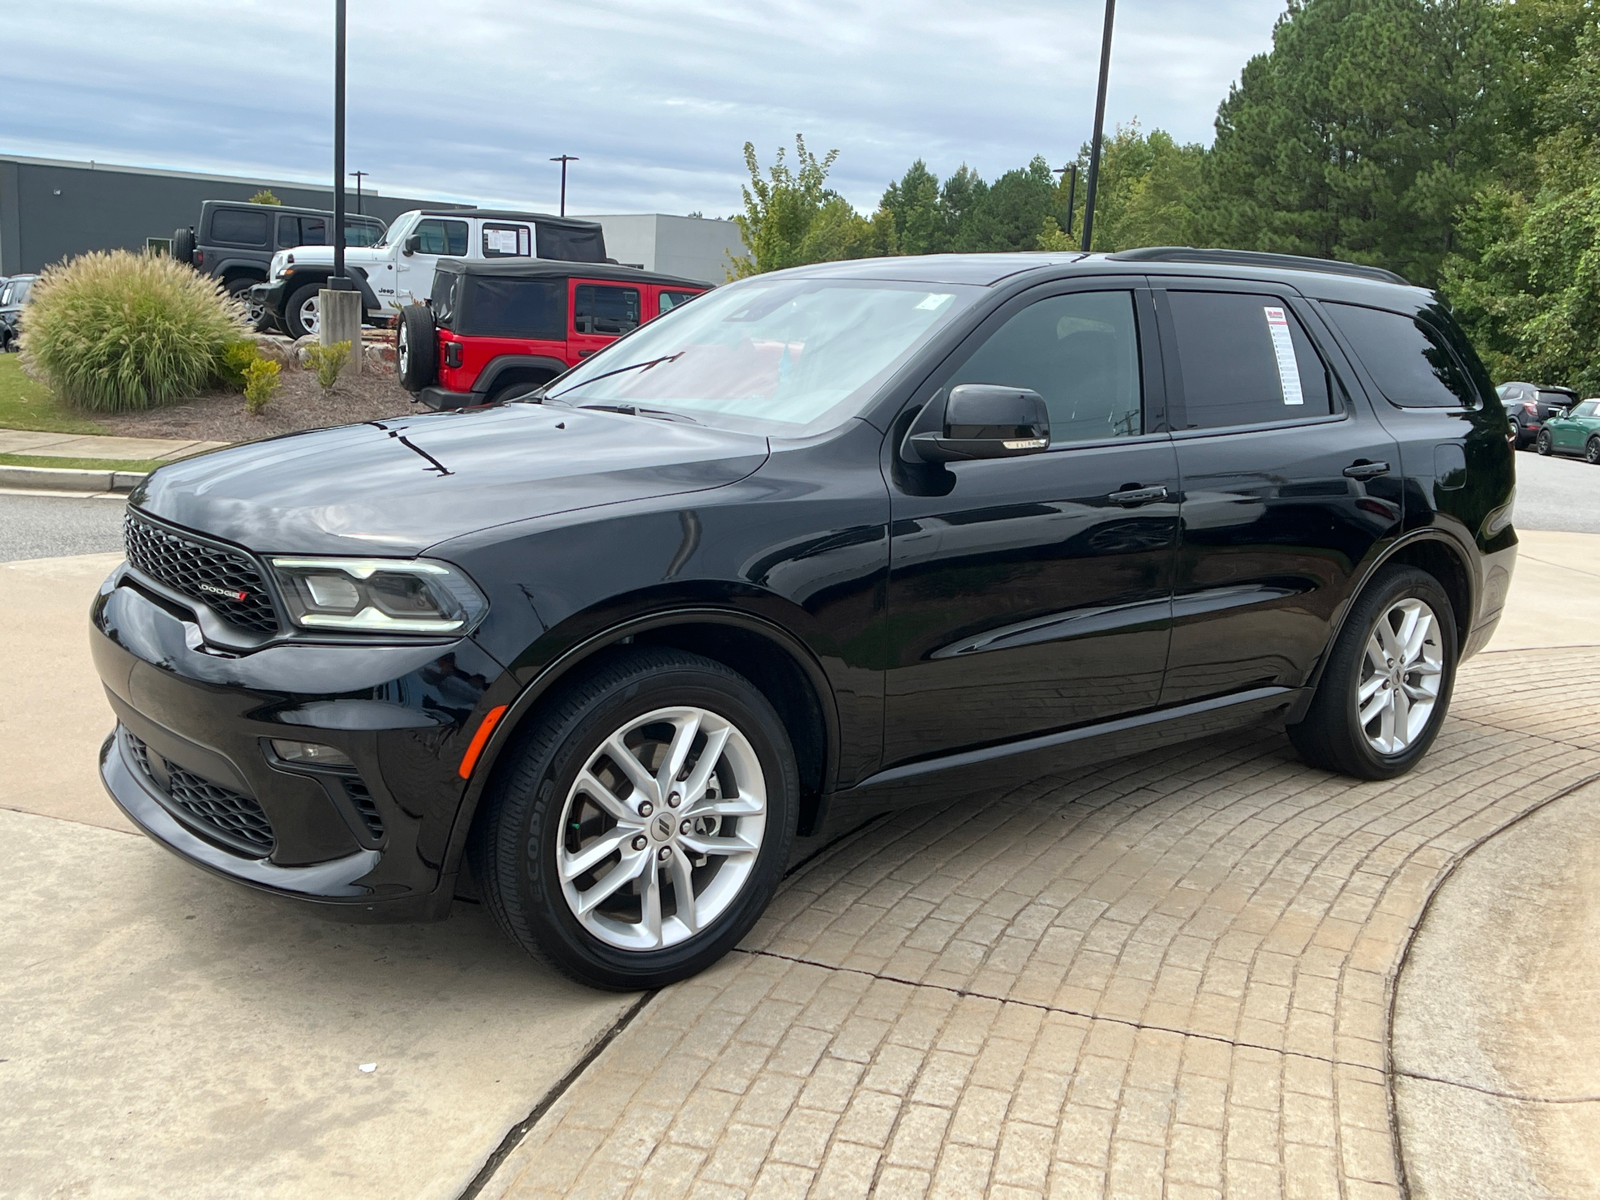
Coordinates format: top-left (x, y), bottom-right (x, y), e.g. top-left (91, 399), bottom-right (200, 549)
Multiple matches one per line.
top-left (1107, 246), bottom-right (1411, 287)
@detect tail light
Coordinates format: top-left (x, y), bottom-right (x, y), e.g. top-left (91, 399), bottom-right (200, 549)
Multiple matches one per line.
top-left (443, 340), bottom-right (462, 368)
top-left (1523, 402), bottom-right (1537, 414)
top-left (194, 250), bottom-right (205, 267)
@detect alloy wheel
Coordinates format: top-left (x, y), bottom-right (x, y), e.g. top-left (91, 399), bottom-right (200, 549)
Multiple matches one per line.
top-left (1357, 598), bottom-right (1444, 755)
top-left (1587, 438), bottom-right (1600, 465)
top-left (397, 322), bottom-right (410, 377)
top-left (1536, 429), bottom-right (1552, 455)
top-left (299, 294), bottom-right (320, 337)
top-left (556, 706), bottom-right (767, 951)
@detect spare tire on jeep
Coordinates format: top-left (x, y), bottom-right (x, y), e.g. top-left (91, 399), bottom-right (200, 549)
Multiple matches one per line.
top-left (397, 305), bottom-right (438, 393)
top-left (171, 227), bottom-right (195, 265)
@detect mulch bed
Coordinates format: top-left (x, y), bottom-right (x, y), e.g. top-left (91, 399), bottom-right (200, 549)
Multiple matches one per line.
top-left (96, 364), bottom-right (423, 444)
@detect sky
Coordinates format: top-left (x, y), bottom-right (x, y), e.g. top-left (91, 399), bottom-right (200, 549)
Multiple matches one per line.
top-left (4, 0), bottom-right (1287, 219)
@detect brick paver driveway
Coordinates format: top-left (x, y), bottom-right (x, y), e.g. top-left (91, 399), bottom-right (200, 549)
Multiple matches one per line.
top-left (483, 647), bottom-right (1600, 1199)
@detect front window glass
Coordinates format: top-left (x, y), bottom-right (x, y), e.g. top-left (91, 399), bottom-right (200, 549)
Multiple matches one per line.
top-left (949, 291), bottom-right (1144, 443)
top-left (1167, 291), bottom-right (1334, 429)
top-left (414, 219), bottom-right (468, 256)
top-left (658, 289), bottom-right (701, 314)
top-left (574, 285), bottom-right (640, 335)
top-left (549, 277), bottom-right (981, 434)
top-left (1325, 302), bottom-right (1478, 408)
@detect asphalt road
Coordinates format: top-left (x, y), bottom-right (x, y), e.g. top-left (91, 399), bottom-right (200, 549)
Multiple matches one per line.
top-left (0, 445), bottom-right (1592, 563)
top-left (0, 492), bottom-right (126, 563)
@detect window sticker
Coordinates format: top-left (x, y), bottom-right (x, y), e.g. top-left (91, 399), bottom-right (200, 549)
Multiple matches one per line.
top-left (1263, 306), bottom-right (1304, 405)
top-left (483, 225), bottom-right (531, 256)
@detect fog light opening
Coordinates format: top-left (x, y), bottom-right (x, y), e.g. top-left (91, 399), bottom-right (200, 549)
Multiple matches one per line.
top-left (270, 739), bottom-right (355, 769)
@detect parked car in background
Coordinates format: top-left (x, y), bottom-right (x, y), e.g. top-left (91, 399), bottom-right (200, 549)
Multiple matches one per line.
top-left (1536, 397), bottom-right (1600, 462)
top-left (397, 259), bottom-right (708, 408)
top-left (94, 247), bottom-right (1515, 989)
top-left (0, 273), bottom-right (38, 351)
top-left (255, 209), bottom-right (612, 340)
top-left (1499, 381), bottom-right (1578, 449)
top-left (171, 200), bottom-right (386, 325)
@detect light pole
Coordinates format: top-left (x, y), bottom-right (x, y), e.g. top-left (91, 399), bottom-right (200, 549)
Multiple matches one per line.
top-left (1080, 0), bottom-right (1116, 252)
top-left (350, 170), bottom-right (368, 216)
top-left (550, 154), bottom-right (579, 216)
top-left (331, 0), bottom-right (349, 285)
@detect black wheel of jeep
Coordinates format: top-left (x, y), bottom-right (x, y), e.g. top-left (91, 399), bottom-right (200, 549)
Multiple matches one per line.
top-left (1586, 436), bottom-right (1600, 465)
top-left (397, 306), bottom-right (437, 393)
top-left (1289, 565), bottom-right (1456, 780)
top-left (226, 277), bottom-right (265, 328)
top-left (171, 227), bottom-right (195, 265)
top-left (285, 282), bottom-right (323, 340)
top-left (470, 648), bottom-right (798, 990)
top-left (1536, 428), bottom-right (1553, 456)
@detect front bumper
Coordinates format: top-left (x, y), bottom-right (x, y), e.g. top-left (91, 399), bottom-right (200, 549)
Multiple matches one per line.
top-left (92, 564), bottom-right (508, 921)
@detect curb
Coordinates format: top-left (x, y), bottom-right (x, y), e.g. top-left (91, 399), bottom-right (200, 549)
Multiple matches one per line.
top-left (0, 464), bottom-right (144, 494)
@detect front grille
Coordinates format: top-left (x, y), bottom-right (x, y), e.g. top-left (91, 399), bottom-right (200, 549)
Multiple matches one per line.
top-left (126, 731), bottom-right (276, 856)
top-left (344, 778), bottom-right (386, 841)
top-left (123, 510), bottom-right (280, 634)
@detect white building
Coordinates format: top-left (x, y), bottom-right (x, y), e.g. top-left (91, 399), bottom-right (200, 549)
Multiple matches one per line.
top-left (588, 214), bottom-right (747, 285)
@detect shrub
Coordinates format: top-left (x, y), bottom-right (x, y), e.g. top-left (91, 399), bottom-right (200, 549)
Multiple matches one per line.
top-left (303, 340), bottom-right (351, 393)
top-left (242, 358), bottom-right (280, 416)
top-left (218, 339), bottom-right (262, 390)
top-left (249, 189), bottom-right (282, 206)
top-left (21, 250), bottom-right (247, 412)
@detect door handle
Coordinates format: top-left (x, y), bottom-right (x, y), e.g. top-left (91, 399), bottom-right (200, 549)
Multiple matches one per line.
top-left (1343, 461), bottom-right (1390, 480)
top-left (1107, 485), bottom-right (1169, 506)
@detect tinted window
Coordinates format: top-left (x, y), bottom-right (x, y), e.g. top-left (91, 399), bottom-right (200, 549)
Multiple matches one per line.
top-left (1538, 390), bottom-right (1575, 408)
top-left (1166, 291), bottom-right (1333, 428)
top-left (464, 278), bottom-right (566, 339)
top-left (429, 273), bottom-right (460, 329)
top-left (345, 220), bottom-right (384, 248)
top-left (278, 216), bottom-right (328, 248)
top-left (659, 289), bottom-right (701, 313)
top-left (482, 223), bottom-right (532, 258)
top-left (414, 219), bottom-right (468, 256)
top-left (210, 208), bottom-right (270, 246)
top-left (1324, 303), bottom-right (1477, 408)
top-left (536, 223), bottom-right (606, 263)
top-left (949, 291), bottom-right (1143, 443)
top-left (574, 285), bottom-right (640, 335)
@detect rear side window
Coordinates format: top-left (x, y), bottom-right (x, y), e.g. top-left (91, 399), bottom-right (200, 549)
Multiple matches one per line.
top-left (482, 223), bottom-right (532, 258)
top-left (414, 219), bottom-right (468, 256)
top-left (1323, 303), bottom-right (1477, 408)
top-left (537, 223), bottom-right (606, 263)
top-left (1166, 291), bottom-right (1333, 429)
top-left (210, 209), bottom-right (270, 246)
top-left (465, 278), bottom-right (566, 339)
top-left (658, 289), bottom-right (701, 314)
top-left (574, 285), bottom-right (640, 335)
top-left (429, 273), bottom-right (459, 329)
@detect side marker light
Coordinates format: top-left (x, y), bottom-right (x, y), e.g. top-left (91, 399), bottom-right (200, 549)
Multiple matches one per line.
top-left (458, 704), bottom-right (509, 780)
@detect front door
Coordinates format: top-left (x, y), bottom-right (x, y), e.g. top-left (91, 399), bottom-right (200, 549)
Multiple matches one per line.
top-left (394, 217), bottom-right (468, 306)
top-left (1151, 282), bottom-right (1405, 704)
top-left (569, 280), bottom-right (643, 362)
top-left (883, 284), bottom-right (1180, 767)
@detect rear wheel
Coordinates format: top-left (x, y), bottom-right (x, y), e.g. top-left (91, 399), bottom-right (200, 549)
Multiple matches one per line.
top-left (1536, 428), bottom-right (1553, 455)
top-left (1587, 436), bottom-right (1600, 465)
top-left (471, 648), bottom-right (798, 990)
top-left (488, 372), bottom-right (556, 405)
top-left (1289, 565), bottom-right (1456, 780)
top-left (397, 305), bottom-right (437, 392)
top-left (285, 282), bottom-right (322, 340)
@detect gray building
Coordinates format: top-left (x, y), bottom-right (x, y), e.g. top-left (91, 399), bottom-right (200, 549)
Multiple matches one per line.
top-left (0, 153), bottom-right (468, 275)
top-left (587, 214), bottom-right (747, 284)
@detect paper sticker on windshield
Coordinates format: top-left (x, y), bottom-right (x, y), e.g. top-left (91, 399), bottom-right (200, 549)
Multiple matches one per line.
top-left (1263, 306), bottom-right (1304, 405)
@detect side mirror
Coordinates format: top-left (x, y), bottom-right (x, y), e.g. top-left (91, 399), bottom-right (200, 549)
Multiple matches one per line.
top-left (403, 234), bottom-right (422, 256)
top-left (905, 384), bottom-right (1051, 464)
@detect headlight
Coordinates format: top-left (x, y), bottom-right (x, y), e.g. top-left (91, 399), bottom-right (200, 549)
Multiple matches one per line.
top-left (269, 557), bottom-right (488, 634)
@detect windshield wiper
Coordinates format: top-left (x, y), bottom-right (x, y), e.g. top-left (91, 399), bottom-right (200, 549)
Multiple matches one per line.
top-left (577, 403), bottom-right (700, 425)
top-left (547, 351), bottom-right (684, 400)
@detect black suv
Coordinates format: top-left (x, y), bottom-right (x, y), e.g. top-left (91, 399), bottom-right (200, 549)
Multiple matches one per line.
top-left (1498, 381), bottom-right (1577, 450)
top-left (92, 248), bottom-right (1517, 989)
top-left (171, 200), bottom-right (385, 321)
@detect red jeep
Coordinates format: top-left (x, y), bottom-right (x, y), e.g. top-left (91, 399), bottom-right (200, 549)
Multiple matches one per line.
top-left (397, 259), bottom-right (708, 408)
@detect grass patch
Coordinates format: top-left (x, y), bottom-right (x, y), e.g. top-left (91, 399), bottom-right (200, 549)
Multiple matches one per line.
top-left (0, 452), bottom-right (161, 472)
top-left (0, 355), bottom-right (110, 434)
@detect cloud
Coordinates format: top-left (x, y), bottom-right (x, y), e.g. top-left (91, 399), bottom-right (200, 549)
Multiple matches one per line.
top-left (3, 0), bottom-right (1284, 216)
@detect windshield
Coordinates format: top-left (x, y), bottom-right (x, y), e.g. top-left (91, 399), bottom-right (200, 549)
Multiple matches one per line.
top-left (547, 276), bottom-right (981, 434)
top-left (2, 278), bottom-right (32, 306)
top-left (374, 214), bottom-right (415, 249)
top-left (1572, 400), bottom-right (1599, 418)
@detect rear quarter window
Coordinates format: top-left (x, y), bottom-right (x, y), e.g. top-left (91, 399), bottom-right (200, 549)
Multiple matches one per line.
top-left (209, 208), bottom-right (270, 247)
top-left (1324, 302), bottom-right (1480, 408)
top-left (463, 278), bottom-right (566, 339)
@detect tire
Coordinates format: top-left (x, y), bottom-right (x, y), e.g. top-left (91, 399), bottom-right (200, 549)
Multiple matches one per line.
top-left (470, 648), bottom-right (799, 990)
top-left (488, 373), bottom-right (556, 405)
top-left (1587, 436), bottom-right (1600, 466)
top-left (397, 305), bottom-right (437, 392)
top-left (171, 227), bottom-right (195, 265)
top-left (226, 277), bottom-right (266, 328)
top-left (1288, 565), bottom-right (1457, 780)
top-left (285, 281), bottom-right (323, 340)
top-left (1536, 428), bottom-right (1553, 455)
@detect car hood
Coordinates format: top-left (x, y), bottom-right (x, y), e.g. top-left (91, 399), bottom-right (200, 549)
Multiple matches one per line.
top-left (131, 403), bottom-right (770, 556)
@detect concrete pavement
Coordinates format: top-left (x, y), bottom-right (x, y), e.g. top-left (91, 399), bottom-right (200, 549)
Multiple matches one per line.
top-left (1, 530), bottom-right (1596, 1198)
top-left (0, 428), bottom-right (228, 462)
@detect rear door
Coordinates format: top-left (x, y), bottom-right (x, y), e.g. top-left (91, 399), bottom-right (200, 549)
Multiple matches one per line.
top-left (569, 279), bottom-right (642, 361)
top-left (1152, 280), bottom-right (1404, 705)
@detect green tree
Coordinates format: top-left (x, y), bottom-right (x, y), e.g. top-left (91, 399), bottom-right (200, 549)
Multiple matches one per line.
top-left (731, 136), bottom-right (879, 276)
top-left (248, 189), bottom-right (282, 206)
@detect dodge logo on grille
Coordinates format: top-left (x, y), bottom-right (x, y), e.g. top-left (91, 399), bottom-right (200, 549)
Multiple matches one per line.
top-left (198, 583), bottom-right (250, 602)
